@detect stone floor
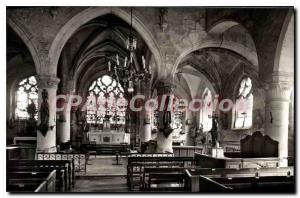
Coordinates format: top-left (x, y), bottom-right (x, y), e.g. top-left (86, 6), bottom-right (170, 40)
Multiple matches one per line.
top-left (72, 176), bottom-right (129, 192)
top-left (85, 155), bottom-right (128, 176)
top-left (72, 155), bottom-right (129, 192)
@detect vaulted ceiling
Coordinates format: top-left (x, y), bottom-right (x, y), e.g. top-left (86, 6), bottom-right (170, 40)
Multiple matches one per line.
top-left (58, 14), bottom-right (151, 94)
top-left (174, 47), bottom-right (258, 99)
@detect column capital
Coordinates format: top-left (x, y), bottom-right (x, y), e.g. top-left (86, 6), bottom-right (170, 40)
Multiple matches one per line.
top-left (264, 72), bottom-right (293, 102)
top-left (155, 80), bottom-right (175, 95)
top-left (266, 83), bottom-right (292, 102)
top-left (270, 71), bottom-right (293, 87)
top-left (36, 75), bottom-right (60, 89)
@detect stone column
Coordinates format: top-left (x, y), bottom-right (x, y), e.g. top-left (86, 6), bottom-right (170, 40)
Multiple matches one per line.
top-left (57, 80), bottom-right (75, 147)
top-left (139, 81), bottom-right (152, 145)
top-left (265, 72), bottom-right (293, 167)
top-left (156, 81), bottom-right (174, 153)
top-left (36, 75), bottom-right (60, 153)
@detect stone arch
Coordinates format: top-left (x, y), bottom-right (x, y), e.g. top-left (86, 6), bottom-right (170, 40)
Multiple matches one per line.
top-left (172, 20), bottom-right (258, 77)
top-left (49, 7), bottom-right (163, 76)
top-left (178, 64), bottom-right (218, 97)
top-left (273, 10), bottom-right (294, 73)
top-left (7, 18), bottom-right (42, 74)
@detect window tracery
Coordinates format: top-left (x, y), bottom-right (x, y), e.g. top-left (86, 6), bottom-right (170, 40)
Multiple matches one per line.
top-left (15, 76), bottom-right (38, 120)
top-left (86, 75), bottom-right (127, 125)
top-left (233, 77), bottom-right (253, 129)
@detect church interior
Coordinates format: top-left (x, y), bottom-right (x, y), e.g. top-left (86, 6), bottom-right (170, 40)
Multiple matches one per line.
top-left (6, 6), bottom-right (295, 193)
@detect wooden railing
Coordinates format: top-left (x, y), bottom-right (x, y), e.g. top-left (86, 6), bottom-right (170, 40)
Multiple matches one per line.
top-left (173, 146), bottom-right (203, 157)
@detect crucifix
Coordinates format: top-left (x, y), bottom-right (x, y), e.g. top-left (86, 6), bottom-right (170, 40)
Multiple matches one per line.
top-left (241, 112), bottom-right (247, 128)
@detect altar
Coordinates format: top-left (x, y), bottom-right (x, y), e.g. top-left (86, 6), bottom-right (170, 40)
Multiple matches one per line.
top-left (87, 130), bottom-right (130, 145)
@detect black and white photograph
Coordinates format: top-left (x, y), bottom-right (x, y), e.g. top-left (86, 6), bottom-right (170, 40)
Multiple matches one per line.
top-left (3, 2), bottom-right (297, 194)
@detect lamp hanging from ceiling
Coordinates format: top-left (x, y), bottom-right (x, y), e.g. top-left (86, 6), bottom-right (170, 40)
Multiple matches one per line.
top-left (107, 8), bottom-right (151, 93)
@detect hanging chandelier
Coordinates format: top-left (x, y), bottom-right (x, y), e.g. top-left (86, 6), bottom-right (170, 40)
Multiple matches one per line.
top-left (107, 8), bottom-right (151, 93)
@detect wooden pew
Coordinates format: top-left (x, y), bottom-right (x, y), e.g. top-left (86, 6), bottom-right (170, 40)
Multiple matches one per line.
top-left (146, 172), bottom-right (187, 191)
top-left (6, 145), bottom-right (36, 160)
top-left (8, 159), bottom-right (73, 189)
top-left (82, 144), bottom-right (131, 155)
top-left (7, 170), bottom-right (56, 192)
top-left (185, 167), bottom-right (294, 192)
top-left (142, 167), bottom-right (192, 190)
top-left (7, 169), bottom-right (65, 192)
top-left (211, 176), bottom-right (294, 192)
top-left (8, 160), bottom-right (74, 192)
top-left (127, 155), bottom-right (196, 191)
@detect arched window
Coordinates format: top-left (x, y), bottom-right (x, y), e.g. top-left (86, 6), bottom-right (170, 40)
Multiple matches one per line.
top-left (232, 77), bottom-right (253, 129)
top-left (200, 88), bottom-right (213, 132)
top-left (86, 75), bottom-right (127, 125)
top-left (15, 76), bottom-right (38, 120)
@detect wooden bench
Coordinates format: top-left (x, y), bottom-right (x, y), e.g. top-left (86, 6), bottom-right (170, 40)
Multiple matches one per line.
top-left (7, 170), bottom-right (56, 192)
top-left (7, 168), bottom-right (66, 192)
top-left (185, 166), bottom-right (294, 192)
top-left (8, 159), bottom-right (74, 192)
top-left (211, 176), bottom-right (294, 192)
top-left (82, 144), bottom-right (131, 155)
top-left (145, 172), bottom-right (187, 192)
top-left (142, 167), bottom-right (192, 190)
top-left (127, 155), bottom-right (196, 190)
top-left (6, 145), bottom-right (36, 160)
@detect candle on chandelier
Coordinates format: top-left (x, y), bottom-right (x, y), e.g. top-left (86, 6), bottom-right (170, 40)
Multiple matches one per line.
top-left (130, 52), bottom-right (133, 63)
top-left (142, 55), bottom-right (146, 69)
top-left (116, 54), bottom-right (119, 65)
top-left (108, 61), bottom-right (111, 71)
top-left (124, 56), bottom-right (128, 68)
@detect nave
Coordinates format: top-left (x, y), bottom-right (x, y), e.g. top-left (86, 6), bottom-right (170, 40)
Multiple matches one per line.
top-left (6, 6), bottom-right (295, 193)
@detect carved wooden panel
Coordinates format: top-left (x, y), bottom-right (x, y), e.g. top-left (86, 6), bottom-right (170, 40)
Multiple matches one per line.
top-left (240, 131), bottom-right (278, 157)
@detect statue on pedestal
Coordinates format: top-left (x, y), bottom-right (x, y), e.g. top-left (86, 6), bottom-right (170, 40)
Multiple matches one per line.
top-left (38, 89), bottom-right (49, 136)
top-left (209, 113), bottom-right (219, 148)
top-left (26, 99), bottom-right (37, 135)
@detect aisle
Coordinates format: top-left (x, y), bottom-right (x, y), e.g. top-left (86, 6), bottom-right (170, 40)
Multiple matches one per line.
top-left (85, 156), bottom-right (128, 176)
top-left (72, 176), bottom-right (129, 192)
top-left (72, 156), bottom-right (129, 192)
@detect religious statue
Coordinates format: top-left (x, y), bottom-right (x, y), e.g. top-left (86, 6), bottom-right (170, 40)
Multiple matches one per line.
top-left (27, 99), bottom-right (37, 120)
top-left (209, 114), bottom-right (219, 147)
top-left (26, 99), bottom-right (37, 135)
top-left (38, 89), bottom-right (49, 136)
top-left (161, 110), bottom-right (173, 137)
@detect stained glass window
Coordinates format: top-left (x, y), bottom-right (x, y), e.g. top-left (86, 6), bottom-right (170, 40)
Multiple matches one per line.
top-left (232, 77), bottom-right (253, 129)
top-left (15, 76), bottom-right (38, 120)
top-left (86, 75), bottom-right (127, 125)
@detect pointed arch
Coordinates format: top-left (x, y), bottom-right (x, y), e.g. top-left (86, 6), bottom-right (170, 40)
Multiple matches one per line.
top-left (49, 7), bottom-right (163, 76)
top-left (7, 18), bottom-right (42, 74)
